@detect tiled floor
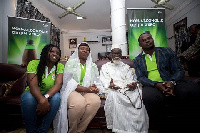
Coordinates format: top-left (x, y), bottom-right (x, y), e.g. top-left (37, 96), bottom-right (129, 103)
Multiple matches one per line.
top-left (0, 128), bottom-right (160, 133)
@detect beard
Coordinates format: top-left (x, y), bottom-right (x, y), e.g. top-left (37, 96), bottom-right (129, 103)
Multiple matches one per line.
top-left (112, 57), bottom-right (121, 65)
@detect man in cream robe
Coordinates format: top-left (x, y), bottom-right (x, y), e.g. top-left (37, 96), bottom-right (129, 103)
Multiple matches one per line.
top-left (100, 44), bottom-right (149, 133)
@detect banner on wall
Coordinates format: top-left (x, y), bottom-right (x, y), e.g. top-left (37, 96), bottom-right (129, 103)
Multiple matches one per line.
top-left (127, 8), bottom-right (168, 59)
top-left (8, 17), bottom-right (51, 65)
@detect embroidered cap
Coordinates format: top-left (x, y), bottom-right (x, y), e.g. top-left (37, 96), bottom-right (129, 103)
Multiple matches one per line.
top-left (111, 44), bottom-right (121, 50)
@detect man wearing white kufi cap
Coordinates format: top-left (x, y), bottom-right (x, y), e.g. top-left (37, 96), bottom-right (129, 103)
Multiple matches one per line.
top-left (100, 44), bottom-right (149, 133)
top-left (111, 44), bottom-right (121, 50)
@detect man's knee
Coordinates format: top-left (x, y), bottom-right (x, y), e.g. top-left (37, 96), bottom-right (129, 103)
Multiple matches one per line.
top-left (142, 86), bottom-right (164, 104)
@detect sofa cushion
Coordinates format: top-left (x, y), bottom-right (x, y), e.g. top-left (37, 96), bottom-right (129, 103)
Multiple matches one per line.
top-left (0, 96), bottom-right (21, 105)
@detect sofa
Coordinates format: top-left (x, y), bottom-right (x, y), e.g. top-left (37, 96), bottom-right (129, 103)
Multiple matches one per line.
top-left (1, 59), bottom-right (199, 131)
top-left (0, 63), bottom-right (27, 130)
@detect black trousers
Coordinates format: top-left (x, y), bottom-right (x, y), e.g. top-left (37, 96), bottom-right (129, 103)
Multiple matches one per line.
top-left (142, 80), bottom-right (200, 133)
top-left (188, 58), bottom-right (200, 77)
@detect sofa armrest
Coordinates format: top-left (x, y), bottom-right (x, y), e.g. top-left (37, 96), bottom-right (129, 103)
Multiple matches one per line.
top-left (0, 63), bottom-right (27, 97)
top-left (10, 73), bottom-right (27, 96)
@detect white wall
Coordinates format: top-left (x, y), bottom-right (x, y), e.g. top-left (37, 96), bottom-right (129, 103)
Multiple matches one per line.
top-left (166, 0), bottom-right (200, 51)
top-left (61, 30), bottom-right (111, 62)
top-left (0, 0), bottom-right (16, 63)
top-left (61, 0), bottom-right (200, 60)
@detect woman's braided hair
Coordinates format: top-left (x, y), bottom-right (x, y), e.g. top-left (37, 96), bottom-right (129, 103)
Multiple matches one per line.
top-left (37, 44), bottom-right (61, 87)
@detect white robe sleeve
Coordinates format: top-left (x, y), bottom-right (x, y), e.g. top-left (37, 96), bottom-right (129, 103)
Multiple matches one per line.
top-left (90, 63), bottom-right (104, 94)
top-left (123, 64), bottom-right (136, 85)
top-left (100, 63), bottom-right (112, 93)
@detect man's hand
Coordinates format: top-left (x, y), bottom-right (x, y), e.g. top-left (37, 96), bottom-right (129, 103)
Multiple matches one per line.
top-left (155, 82), bottom-right (166, 93)
top-left (163, 81), bottom-right (175, 96)
top-left (155, 82), bottom-right (175, 96)
top-left (127, 81), bottom-right (138, 91)
top-left (36, 97), bottom-right (50, 115)
top-left (109, 78), bottom-right (121, 90)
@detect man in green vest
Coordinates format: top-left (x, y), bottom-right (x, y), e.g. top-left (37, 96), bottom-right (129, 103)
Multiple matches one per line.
top-left (133, 32), bottom-right (200, 133)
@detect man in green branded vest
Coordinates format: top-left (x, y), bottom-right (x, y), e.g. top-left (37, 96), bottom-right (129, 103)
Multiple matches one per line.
top-left (133, 32), bottom-right (200, 133)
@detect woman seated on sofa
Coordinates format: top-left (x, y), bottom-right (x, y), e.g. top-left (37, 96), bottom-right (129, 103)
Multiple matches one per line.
top-left (53, 42), bottom-right (102, 133)
top-left (21, 44), bottom-right (64, 133)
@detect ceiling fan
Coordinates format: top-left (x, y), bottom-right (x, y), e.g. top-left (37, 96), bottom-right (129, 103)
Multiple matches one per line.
top-left (48, 0), bottom-right (86, 19)
top-left (151, 0), bottom-right (174, 10)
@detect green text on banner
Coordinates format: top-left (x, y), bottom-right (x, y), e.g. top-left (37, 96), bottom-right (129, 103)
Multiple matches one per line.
top-left (127, 8), bottom-right (168, 59)
top-left (8, 17), bottom-right (51, 64)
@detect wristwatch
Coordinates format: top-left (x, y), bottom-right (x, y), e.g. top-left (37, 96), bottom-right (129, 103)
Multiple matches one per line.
top-left (170, 81), bottom-right (176, 86)
top-left (44, 94), bottom-right (50, 99)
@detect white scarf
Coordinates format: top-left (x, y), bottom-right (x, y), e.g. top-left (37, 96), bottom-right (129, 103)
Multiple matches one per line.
top-left (53, 43), bottom-right (102, 133)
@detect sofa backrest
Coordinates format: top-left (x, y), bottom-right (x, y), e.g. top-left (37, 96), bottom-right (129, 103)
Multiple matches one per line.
top-left (59, 58), bottom-right (134, 73)
top-left (59, 60), bottom-right (67, 66)
top-left (94, 58), bottom-right (134, 72)
top-left (0, 63), bottom-right (26, 81)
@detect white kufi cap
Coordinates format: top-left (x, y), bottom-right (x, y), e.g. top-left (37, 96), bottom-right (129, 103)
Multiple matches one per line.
top-left (111, 44), bottom-right (121, 50)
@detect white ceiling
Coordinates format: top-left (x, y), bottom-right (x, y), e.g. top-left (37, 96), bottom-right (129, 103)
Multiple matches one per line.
top-left (28, 0), bottom-right (188, 32)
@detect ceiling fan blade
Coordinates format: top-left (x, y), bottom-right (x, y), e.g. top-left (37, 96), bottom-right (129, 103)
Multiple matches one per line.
top-left (152, 4), bottom-right (159, 8)
top-left (72, 0), bottom-right (85, 10)
top-left (48, 0), bottom-right (68, 10)
top-left (71, 11), bottom-right (86, 19)
top-left (58, 11), bottom-right (70, 19)
top-left (162, 4), bottom-right (174, 10)
top-left (151, 0), bottom-right (158, 4)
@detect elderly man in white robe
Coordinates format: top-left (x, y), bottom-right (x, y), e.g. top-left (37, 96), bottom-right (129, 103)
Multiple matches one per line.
top-left (100, 44), bottom-right (149, 133)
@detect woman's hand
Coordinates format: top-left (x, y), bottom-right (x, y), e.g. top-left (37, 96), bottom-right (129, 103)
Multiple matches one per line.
top-left (36, 97), bottom-right (50, 116)
top-left (88, 84), bottom-right (99, 94)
